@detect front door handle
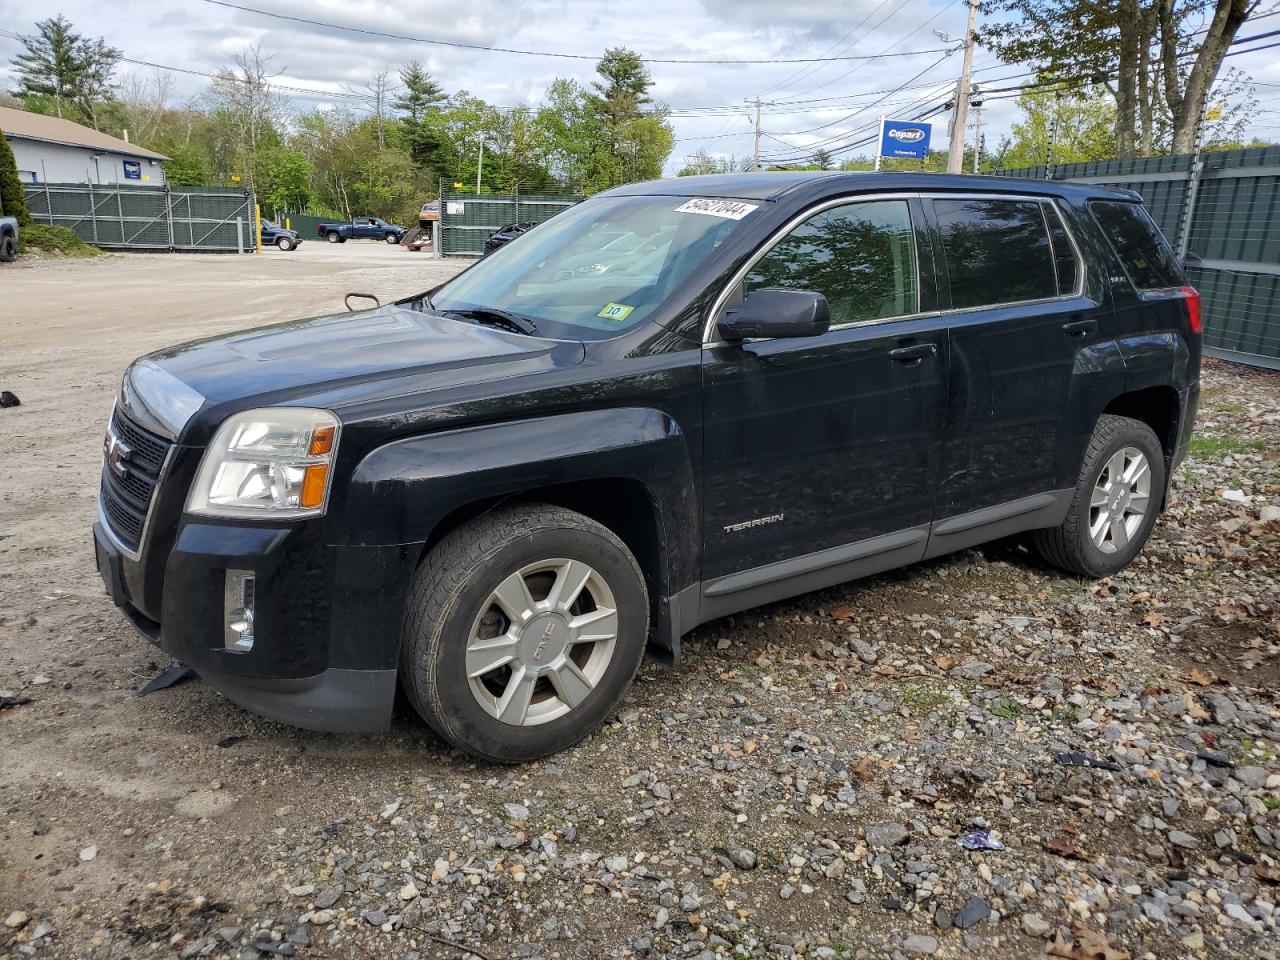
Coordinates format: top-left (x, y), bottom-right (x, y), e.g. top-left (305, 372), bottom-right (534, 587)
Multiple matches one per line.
top-left (889, 342), bottom-right (938, 365)
top-left (1062, 318), bottom-right (1097, 337)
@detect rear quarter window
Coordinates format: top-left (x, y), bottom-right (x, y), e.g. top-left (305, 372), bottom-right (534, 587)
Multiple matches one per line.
top-left (1090, 200), bottom-right (1183, 290)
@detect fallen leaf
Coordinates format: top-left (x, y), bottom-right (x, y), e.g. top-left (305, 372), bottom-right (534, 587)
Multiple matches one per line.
top-left (1045, 922), bottom-right (1132, 960)
top-left (830, 606), bottom-right (855, 621)
top-left (1045, 833), bottom-right (1086, 860)
top-left (1187, 667), bottom-right (1217, 687)
top-left (1142, 611), bottom-right (1165, 628)
top-left (853, 756), bottom-right (876, 782)
top-left (933, 653), bottom-right (959, 671)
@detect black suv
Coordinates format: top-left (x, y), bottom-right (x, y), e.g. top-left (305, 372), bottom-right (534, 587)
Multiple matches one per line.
top-left (93, 173), bottom-right (1200, 761)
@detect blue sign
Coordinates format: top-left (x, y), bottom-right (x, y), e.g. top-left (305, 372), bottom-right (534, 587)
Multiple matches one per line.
top-left (123, 160), bottom-right (142, 180)
top-left (878, 119), bottom-right (932, 160)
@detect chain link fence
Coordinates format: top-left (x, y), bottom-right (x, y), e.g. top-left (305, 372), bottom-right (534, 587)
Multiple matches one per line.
top-left (23, 182), bottom-right (258, 253)
top-left (997, 145), bottom-right (1280, 369)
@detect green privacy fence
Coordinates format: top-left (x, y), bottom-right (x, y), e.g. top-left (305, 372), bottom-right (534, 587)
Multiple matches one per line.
top-left (997, 145), bottom-right (1280, 368)
top-left (23, 182), bottom-right (257, 252)
top-left (438, 189), bottom-right (582, 256)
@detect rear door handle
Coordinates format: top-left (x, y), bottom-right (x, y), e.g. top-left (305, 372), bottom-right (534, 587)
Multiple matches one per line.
top-left (1062, 318), bottom-right (1097, 337)
top-left (889, 342), bottom-right (938, 365)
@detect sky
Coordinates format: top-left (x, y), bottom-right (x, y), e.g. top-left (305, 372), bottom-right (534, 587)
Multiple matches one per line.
top-left (1, 0), bottom-right (1279, 174)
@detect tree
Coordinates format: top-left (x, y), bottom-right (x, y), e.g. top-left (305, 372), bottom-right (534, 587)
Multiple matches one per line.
top-left (0, 130), bottom-right (33, 228)
top-left (394, 62), bottom-right (445, 124)
top-left (994, 88), bottom-right (1118, 168)
top-left (260, 148), bottom-right (313, 212)
top-left (813, 148), bottom-right (834, 170)
top-left (980, 0), bottom-right (1256, 157)
top-left (206, 45), bottom-right (285, 192)
top-left (580, 48), bottom-right (673, 191)
top-left (394, 62), bottom-right (449, 175)
top-left (677, 149), bottom-right (745, 176)
top-left (10, 15), bottom-right (121, 127)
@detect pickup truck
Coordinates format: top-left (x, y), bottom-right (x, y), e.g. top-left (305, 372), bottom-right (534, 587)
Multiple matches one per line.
top-left (94, 172), bottom-right (1200, 762)
top-left (316, 216), bottom-right (405, 245)
top-left (0, 203), bottom-right (17, 262)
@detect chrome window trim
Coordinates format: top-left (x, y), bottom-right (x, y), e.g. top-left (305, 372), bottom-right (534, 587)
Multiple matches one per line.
top-left (702, 190), bottom-right (1089, 346)
top-left (702, 192), bottom-right (924, 345)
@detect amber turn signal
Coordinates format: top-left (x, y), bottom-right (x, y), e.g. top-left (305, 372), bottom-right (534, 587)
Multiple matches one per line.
top-left (309, 425), bottom-right (336, 456)
top-left (300, 464), bottom-right (329, 509)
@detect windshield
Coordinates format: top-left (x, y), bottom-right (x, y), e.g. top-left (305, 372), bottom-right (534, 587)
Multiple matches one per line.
top-left (431, 194), bottom-right (760, 340)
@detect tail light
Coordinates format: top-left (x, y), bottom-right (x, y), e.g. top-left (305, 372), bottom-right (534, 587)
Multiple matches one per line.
top-left (1180, 285), bottom-right (1203, 334)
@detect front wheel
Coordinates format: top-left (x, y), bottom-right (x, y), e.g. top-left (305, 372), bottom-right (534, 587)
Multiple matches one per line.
top-left (276, 237), bottom-right (295, 251)
top-left (400, 504), bottom-right (649, 762)
top-left (326, 231), bottom-right (341, 244)
top-left (1034, 414), bottom-right (1166, 577)
top-left (385, 232), bottom-right (399, 244)
top-left (0, 234), bottom-right (16, 262)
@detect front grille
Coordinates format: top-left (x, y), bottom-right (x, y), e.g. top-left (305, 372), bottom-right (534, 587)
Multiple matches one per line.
top-left (100, 408), bottom-right (173, 552)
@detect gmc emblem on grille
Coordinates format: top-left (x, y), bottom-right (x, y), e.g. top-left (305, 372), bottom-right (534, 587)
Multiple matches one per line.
top-left (103, 428), bottom-right (133, 480)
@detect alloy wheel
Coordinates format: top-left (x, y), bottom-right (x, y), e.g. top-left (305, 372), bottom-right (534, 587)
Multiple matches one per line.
top-left (465, 559), bottom-right (618, 726)
top-left (1089, 446), bottom-right (1151, 554)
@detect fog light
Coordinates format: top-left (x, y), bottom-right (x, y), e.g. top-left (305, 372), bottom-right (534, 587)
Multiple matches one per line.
top-left (224, 570), bottom-right (256, 652)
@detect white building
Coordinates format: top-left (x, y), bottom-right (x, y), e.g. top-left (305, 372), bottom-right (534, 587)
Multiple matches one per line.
top-left (0, 105), bottom-right (168, 185)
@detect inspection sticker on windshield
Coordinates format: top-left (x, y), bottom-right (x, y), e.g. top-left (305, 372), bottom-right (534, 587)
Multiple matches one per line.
top-left (674, 198), bottom-right (759, 220)
top-left (597, 302), bottom-right (635, 322)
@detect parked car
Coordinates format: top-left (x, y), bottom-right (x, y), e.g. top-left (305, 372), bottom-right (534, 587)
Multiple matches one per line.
top-left (259, 219), bottom-right (301, 251)
top-left (419, 200), bottom-right (440, 228)
top-left (317, 216), bottom-right (405, 244)
top-left (94, 173), bottom-right (1200, 762)
top-left (0, 200), bottom-right (17, 263)
top-left (483, 220), bottom-right (537, 256)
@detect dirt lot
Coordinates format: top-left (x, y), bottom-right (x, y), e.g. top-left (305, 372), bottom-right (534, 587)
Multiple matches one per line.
top-left (1, 252), bottom-right (1277, 960)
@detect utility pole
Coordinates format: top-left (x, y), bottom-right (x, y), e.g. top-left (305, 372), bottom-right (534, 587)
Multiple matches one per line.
top-left (748, 98), bottom-right (764, 172)
top-left (476, 139), bottom-right (484, 194)
top-left (970, 86), bottom-right (984, 174)
top-left (946, 0), bottom-right (979, 174)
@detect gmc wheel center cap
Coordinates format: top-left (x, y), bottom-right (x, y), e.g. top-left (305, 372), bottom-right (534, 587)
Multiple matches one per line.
top-left (520, 613), bottom-right (570, 670)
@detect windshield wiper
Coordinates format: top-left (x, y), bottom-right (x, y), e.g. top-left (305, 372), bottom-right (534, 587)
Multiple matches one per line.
top-left (445, 307), bottom-right (538, 336)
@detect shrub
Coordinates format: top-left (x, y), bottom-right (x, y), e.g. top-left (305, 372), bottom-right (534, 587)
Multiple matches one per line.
top-left (0, 129), bottom-right (32, 228)
top-left (18, 223), bottom-right (102, 257)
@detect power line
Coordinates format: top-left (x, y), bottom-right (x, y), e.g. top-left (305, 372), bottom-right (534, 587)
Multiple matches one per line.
top-left (199, 0), bottom-right (955, 65)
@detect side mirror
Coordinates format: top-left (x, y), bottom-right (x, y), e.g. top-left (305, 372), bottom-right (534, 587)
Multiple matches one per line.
top-left (717, 287), bottom-right (831, 341)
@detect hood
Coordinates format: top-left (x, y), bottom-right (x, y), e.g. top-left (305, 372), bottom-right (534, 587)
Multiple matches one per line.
top-left (124, 304), bottom-right (584, 440)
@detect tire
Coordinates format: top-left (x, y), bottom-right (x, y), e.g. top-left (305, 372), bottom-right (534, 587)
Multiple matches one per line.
top-left (385, 232), bottom-right (399, 244)
top-left (0, 234), bottom-right (15, 263)
top-left (276, 237), bottom-right (295, 251)
top-left (1034, 414), bottom-right (1166, 577)
top-left (401, 504), bottom-right (649, 762)
top-left (326, 231), bottom-right (341, 244)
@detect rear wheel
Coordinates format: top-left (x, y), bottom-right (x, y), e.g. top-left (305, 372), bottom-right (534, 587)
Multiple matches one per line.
top-left (326, 231), bottom-right (341, 243)
top-left (1034, 414), bottom-right (1165, 577)
top-left (400, 504), bottom-right (648, 762)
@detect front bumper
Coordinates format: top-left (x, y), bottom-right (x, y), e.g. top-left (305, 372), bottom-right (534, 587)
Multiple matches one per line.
top-left (93, 518), bottom-right (409, 732)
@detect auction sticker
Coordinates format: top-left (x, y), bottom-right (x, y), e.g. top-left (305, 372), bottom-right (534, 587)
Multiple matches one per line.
top-left (597, 302), bottom-right (635, 321)
top-left (674, 198), bottom-right (759, 220)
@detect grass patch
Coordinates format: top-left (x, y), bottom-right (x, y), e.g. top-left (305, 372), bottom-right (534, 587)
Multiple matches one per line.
top-left (1188, 434), bottom-right (1267, 459)
top-left (1265, 795), bottom-right (1280, 812)
top-left (901, 682), bottom-right (950, 715)
top-left (18, 223), bottom-right (102, 257)
top-left (992, 697), bottom-right (1021, 720)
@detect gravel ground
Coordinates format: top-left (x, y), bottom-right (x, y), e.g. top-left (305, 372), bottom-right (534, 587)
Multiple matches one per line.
top-left (1, 254), bottom-right (1278, 960)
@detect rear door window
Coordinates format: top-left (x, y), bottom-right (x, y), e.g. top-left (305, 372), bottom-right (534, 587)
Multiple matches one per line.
top-left (932, 198), bottom-right (1058, 308)
top-left (1089, 200), bottom-right (1183, 290)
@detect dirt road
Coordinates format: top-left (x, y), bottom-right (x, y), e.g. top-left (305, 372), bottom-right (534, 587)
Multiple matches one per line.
top-left (0, 252), bottom-right (1277, 960)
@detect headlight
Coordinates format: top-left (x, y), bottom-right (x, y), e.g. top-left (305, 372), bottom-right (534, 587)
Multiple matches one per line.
top-left (187, 408), bottom-right (340, 518)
